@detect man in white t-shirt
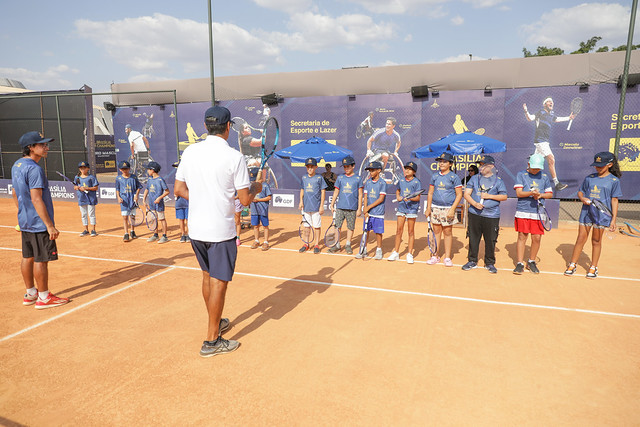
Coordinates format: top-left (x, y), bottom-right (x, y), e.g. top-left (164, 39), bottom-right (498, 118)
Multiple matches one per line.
top-left (125, 124), bottom-right (150, 172)
top-left (174, 106), bottom-right (261, 358)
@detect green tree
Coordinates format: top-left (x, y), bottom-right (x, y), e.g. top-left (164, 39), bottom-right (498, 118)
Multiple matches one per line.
top-left (522, 46), bottom-right (564, 57)
top-left (571, 36), bottom-right (602, 54)
top-left (522, 36), bottom-right (640, 57)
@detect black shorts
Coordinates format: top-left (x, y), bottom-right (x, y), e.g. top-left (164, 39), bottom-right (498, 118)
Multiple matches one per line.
top-left (22, 231), bottom-right (58, 262)
top-left (190, 238), bottom-right (237, 282)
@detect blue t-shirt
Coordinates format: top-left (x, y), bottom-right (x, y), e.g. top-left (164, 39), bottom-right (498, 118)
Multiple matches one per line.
top-left (514, 170), bottom-right (553, 218)
top-left (301, 174), bottom-right (327, 212)
top-left (533, 109), bottom-right (558, 143)
top-left (115, 174), bottom-right (142, 210)
top-left (146, 176), bottom-right (169, 212)
top-left (334, 173), bottom-right (361, 210)
top-left (11, 157), bottom-right (55, 233)
top-left (430, 171), bottom-right (462, 207)
top-left (76, 175), bottom-right (99, 206)
top-left (396, 177), bottom-right (422, 214)
top-left (251, 182), bottom-right (272, 216)
top-left (578, 173), bottom-right (623, 226)
top-left (175, 196), bottom-right (189, 209)
top-left (370, 128), bottom-right (400, 152)
top-left (364, 178), bottom-right (387, 217)
top-left (466, 174), bottom-right (507, 218)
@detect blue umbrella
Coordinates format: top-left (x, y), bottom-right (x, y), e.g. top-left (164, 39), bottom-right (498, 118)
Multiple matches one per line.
top-left (411, 131), bottom-right (507, 158)
top-left (274, 136), bottom-right (353, 163)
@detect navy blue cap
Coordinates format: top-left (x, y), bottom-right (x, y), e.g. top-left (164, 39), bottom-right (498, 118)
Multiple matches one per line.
top-left (404, 161), bottom-right (418, 172)
top-left (305, 157), bottom-right (318, 166)
top-left (590, 151), bottom-right (614, 167)
top-left (19, 131), bottom-right (54, 148)
top-left (475, 155), bottom-right (495, 165)
top-left (365, 161), bottom-right (383, 170)
top-left (146, 161), bottom-right (161, 172)
top-left (204, 106), bottom-right (233, 125)
top-left (125, 124), bottom-right (132, 129)
top-left (118, 161), bottom-right (131, 169)
top-left (78, 161), bottom-right (89, 168)
top-left (342, 156), bottom-right (355, 166)
top-left (248, 167), bottom-right (260, 181)
top-left (435, 152), bottom-right (455, 162)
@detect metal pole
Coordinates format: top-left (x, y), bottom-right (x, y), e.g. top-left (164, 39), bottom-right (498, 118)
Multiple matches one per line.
top-left (613, 0), bottom-right (638, 156)
top-left (55, 95), bottom-right (67, 177)
top-left (208, 0), bottom-right (215, 105)
top-left (173, 90), bottom-right (180, 161)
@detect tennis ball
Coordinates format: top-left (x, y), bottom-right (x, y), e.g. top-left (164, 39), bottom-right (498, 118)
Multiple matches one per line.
top-left (15, 224), bottom-right (20, 231)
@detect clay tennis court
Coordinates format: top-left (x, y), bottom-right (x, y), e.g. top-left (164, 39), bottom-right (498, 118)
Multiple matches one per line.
top-left (0, 198), bottom-right (639, 425)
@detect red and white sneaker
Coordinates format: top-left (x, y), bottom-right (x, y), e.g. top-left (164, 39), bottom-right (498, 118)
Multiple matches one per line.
top-left (23, 293), bottom-right (38, 306)
top-left (35, 293), bottom-right (70, 310)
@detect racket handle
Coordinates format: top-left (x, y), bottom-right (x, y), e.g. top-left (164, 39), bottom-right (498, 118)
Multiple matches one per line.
top-left (567, 119), bottom-right (573, 131)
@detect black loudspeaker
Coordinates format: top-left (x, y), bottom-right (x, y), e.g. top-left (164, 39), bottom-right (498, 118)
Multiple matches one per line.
top-left (261, 93), bottom-right (279, 105)
top-left (103, 102), bottom-right (116, 111)
top-left (618, 73), bottom-right (640, 88)
top-left (411, 85), bottom-right (429, 98)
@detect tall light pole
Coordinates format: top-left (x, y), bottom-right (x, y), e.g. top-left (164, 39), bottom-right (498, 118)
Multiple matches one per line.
top-left (614, 0), bottom-right (638, 156)
top-left (208, 0), bottom-right (215, 105)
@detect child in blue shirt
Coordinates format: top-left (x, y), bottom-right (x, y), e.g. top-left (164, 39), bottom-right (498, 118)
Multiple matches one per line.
top-left (298, 157), bottom-right (327, 254)
top-left (249, 168), bottom-right (273, 251)
top-left (388, 161), bottom-right (421, 264)
top-left (328, 156), bottom-right (362, 254)
top-left (143, 161), bottom-right (170, 243)
top-left (74, 161), bottom-right (99, 237)
top-left (564, 152), bottom-right (623, 279)
top-left (356, 161), bottom-right (387, 260)
top-left (115, 160), bottom-right (142, 242)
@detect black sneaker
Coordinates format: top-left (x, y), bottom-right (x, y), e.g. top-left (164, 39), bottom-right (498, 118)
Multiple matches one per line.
top-left (555, 182), bottom-right (568, 191)
top-left (123, 233), bottom-right (131, 242)
top-left (513, 263), bottom-right (524, 275)
top-left (461, 261), bottom-right (477, 271)
top-left (527, 260), bottom-right (540, 274)
top-left (313, 246), bottom-right (321, 254)
top-left (79, 230), bottom-right (89, 237)
top-left (299, 245), bottom-right (309, 253)
top-left (328, 245), bottom-right (341, 253)
top-left (130, 230), bottom-right (138, 239)
top-left (199, 337), bottom-right (239, 358)
top-left (485, 265), bottom-right (498, 274)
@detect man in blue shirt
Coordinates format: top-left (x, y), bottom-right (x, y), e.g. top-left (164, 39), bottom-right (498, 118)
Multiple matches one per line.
top-left (11, 131), bottom-right (70, 309)
top-left (462, 156), bottom-right (508, 273)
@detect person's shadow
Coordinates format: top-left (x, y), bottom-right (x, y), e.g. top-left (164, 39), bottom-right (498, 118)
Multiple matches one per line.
top-left (229, 263), bottom-right (350, 340)
top-left (556, 243), bottom-right (590, 270)
top-left (59, 253), bottom-right (192, 299)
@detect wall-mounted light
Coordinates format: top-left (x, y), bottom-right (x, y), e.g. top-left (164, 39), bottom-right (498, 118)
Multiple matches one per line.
top-left (261, 93), bottom-right (279, 105)
top-left (431, 89), bottom-right (439, 97)
top-left (103, 102), bottom-right (116, 111)
top-left (484, 85), bottom-right (492, 96)
top-left (411, 85), bottom-right (429, 98)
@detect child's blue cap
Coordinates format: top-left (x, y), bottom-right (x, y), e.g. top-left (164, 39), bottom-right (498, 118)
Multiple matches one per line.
top-left (342, 156), bottom-right (355, 166)
top-left (118, 161), bottom-right (131, 169)
top-left (78, 161), bottom-right (89, 168)
top-left (146, 161), bottom-right (161, 173)
top-left (365, 161), bottom-right (383, 170)
top-left (590, 152), bottom-right (614, 167)
top-left (305, 158), bottom-right (318, 166)
top-left (404, 161), bottom-right (417, 172)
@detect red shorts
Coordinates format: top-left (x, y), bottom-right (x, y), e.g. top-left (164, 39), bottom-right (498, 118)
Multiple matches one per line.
top-left (514, 217), bottom-right (545, 235)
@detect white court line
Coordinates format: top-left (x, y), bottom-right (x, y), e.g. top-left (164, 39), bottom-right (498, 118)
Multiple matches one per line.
top-left (2, 225), bottom-right (639, 282)
top-left (1, 247), bottom-right (639, 324)
top-left (0, 267), bottom-right (174, 343)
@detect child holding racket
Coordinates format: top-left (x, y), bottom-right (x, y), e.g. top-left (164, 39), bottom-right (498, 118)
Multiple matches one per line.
top-left (74, 161), bottom-right (99, 237)
top-left (328, 156), bottom-right (362, 254)
top-left (142, 161), bottom-right (170, 243)
top-left (356, 161), bottom-right (387, 260)
top-left (172, 162), bottom-right (190, 243)
top-left (388, 161), bottom-right (421, 264)
top-left (115, 160), bottom-right (142, 242)
top-left (564, 152), bottom-right (622, 278)
top-left (462, 156), bottom-right (507, 273)
top-left (249, 167), bottom-right (272, 251)
top-left (513, 153), bottom-right (553, 274)
top-left (298, 157), bottom-right (327, 254)
top-left (425, 152), bottom-right (463, 267)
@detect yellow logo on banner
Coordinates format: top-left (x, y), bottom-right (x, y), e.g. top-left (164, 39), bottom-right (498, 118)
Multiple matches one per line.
top-left (610, 137), bottom-right (640, 171)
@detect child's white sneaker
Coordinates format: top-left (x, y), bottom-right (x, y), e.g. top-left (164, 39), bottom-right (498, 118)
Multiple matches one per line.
top-left (387, 251), bottom-right (399, 261)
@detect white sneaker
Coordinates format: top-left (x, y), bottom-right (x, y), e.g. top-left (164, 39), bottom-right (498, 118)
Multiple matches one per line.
top-left (387, 251), bottom-right (399, 261)
top-left (406, 253), bottom-right (414, 264)
top-left (374, 248), bottom-right (383, 260)
top-left (426, 256), bottom-right (440, 265)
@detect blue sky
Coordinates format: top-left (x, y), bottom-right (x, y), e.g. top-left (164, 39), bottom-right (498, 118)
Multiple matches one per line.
top-left (1, 1), bottom-right (636, 93)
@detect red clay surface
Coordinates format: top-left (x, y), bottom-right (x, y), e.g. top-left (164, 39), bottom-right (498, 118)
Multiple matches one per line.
top-left (0, 198), bottom-right (639, 425)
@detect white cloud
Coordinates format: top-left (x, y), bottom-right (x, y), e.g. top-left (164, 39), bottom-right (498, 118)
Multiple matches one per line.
top-left (348, 0), bottom-right (450, 15)
top-left (265, 12), bottom-right (395, 53)
top-left (462, 0), bottom-right (509, 7)
top-left (0, 65), bottom-right (78, 90)
top-left (252, 0), bottom-right (313, 14)
top-left (451, 15), bottom-right (464, 25)
top-left (404, 34), bottom-right (413, 42)
top-left (75, 13), bottom-right (283, 76)
top-left (521, 3), bottom-right (634, 51)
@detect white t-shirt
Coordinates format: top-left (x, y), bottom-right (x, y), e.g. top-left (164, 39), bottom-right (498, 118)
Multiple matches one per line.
top-left (176, 135), bottom-right (249, 242)
top-left (128, 130), bottom-right (147, 153)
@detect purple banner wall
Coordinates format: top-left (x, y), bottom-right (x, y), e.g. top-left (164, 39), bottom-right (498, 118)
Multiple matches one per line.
top-left (112, 83), bottom-right (640, 200)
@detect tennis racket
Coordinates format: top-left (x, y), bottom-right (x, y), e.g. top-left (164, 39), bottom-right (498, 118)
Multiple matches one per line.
top-left (56, 171), bottom-right (87, 193)
top-left (392, 188), bottom-right (425, 203)
top-left (231, 117), bottom-right (260, 133)
top-left (130, 202), bottom-right (144, 227)
top-left (537, 199), bottom-right (552, 231)
top-left (478, 174), bottom-right (498, 206)
top-left (324, 210), bottom-right (339, 248)
top-left (567, 97), bottom-right (582, 130)
top-left (588, 198), bottom-right (613, 225)
top-left (258, 117), bottom-right (279, 178)
top-left (299, 212), bottom-right (314, 245)
top-left (473, 128), bottom-right (485, 135)
top-left (426, 216), bottom-right (437, 256)
top-left (357, 216), bottom-right (370, 259)
top-left (145, 206), bottom-right (158, 232)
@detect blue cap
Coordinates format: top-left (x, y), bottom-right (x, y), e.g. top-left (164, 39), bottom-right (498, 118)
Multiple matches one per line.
top-left (78, 161), bottom-right (89, 168)
top-left (146, 161), bottom-right (161, 173)
top-left (476, 155), bottom-right (495, 165)
top-left (125, 124), bottom-right (132, 129)
top-left (118, 161), bottom-right (131, 169)
top-left (305, 158), bottom-right (318, 166)
top-left (365, 161), bottom-right (383, 170)
top-left (435, 152), bottom-right (455, 163)
top-left (590, 151), bottom-right (614, 167)
top-left (19, 131), bottom-right (54, 148)
top-left (341, 156), bottom-right (355, 166)
top-left (248, 167), bottom-right (260, 181)
top-left (204, 106), bottom-right (233, 125)
top-left (404, 161), bottom-right (417, 172)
